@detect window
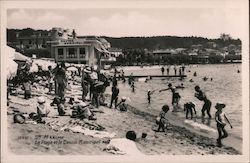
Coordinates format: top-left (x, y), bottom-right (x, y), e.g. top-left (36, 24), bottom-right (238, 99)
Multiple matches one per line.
top-left (79, 48), bottom-right (86, 58)
top-left (58, 48), bottom-right (64, 59)
top-left (66, 48), bottom-right (77, 58)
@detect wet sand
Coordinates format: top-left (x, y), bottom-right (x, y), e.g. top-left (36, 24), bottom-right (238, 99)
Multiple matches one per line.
top-left (7, 85), bottom-right (240, 155)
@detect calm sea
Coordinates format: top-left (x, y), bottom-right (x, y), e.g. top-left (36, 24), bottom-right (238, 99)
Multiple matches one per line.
top-left (114, 64), bottom-right (242, 140)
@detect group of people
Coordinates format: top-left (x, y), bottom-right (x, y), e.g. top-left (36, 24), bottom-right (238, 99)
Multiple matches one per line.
top-left (161, 64), bottom-right (186, 76)
top-left (9, 62), bottom-right (233, 148)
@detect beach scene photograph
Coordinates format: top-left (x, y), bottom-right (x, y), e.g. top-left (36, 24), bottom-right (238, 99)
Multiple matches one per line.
top-left (1, 0), bottom-right (249, 162)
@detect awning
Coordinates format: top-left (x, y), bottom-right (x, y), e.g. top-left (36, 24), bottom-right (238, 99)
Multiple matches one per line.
top-left (14, 52), bottom-right (31, 62)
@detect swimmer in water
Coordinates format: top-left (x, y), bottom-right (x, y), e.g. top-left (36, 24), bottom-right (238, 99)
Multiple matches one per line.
top-left (184, 102), bottom-right (196, 119)
top-left (147, 89), bottom-right (155, 104)
top-left (176, 83), bottom-right (185, 89)
top-left (194, 85), bottom-right (212, 119)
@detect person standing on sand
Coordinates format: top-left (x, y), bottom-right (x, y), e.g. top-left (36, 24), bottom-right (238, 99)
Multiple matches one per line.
top-left (161, 66), bottom-right (165, 75)
top-left (156, 105), bottom-right (169, 132)
top-left (215, 102), bottom-right (233, 147)
top-left (55, 62), bottom-right (67, 101)
top-left (110, 83), bottom-right (119, 108)
top-left (194, 85), bottom-right (212, 118)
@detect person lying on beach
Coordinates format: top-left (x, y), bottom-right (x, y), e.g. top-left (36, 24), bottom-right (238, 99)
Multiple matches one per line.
top-left (215, 102), bottom-right (233, 147)
top-left (156, 105), bottom-right (169, 132)
top-left (184, 102), bottom-right (196, 119)
top-left (116, 97), bottom-right (128, 112)
top-left (194, 85), bottom-right (212, 118)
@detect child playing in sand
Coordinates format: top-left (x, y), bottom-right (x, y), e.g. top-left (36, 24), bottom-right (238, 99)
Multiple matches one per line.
top-left (37, 96), bottom-right (50, 118)
top-left (147, 89), bottom-right (155, 104)
top-left (117, 97), bottom-right (128, 112)
top-left (156, 105), bottom-right (169, 132)
top-left (184, 102), bottom-right (196, 119)
top-left (215, 102), bottom-right (233, 147)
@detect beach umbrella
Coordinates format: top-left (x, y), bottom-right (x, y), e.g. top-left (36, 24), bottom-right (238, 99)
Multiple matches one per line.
top-left (29, 63), bottom-right (39, 72)
top-left (67, 67), bottom-right (78, 72)
top-left (7, 59), bottom-right (18, 80)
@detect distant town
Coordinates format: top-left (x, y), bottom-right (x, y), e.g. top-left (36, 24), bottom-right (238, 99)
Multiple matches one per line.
top-left (7, 27), bottom-right (242, 67)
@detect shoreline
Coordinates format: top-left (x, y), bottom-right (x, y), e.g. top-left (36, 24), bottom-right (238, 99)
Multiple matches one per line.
top-left (7, 92), bottom-right (240, 155)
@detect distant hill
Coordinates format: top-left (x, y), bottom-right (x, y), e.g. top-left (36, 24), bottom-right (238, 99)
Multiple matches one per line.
top-left (7, 28), bottom-right (241, 50)
top-left (103, 36), bottom-right (241, 50)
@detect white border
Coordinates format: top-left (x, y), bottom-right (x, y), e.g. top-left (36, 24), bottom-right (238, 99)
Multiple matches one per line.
top-left (1, 0), bottom-right (249, 162)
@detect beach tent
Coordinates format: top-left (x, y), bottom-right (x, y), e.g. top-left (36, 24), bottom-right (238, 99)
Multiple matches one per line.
top-left (5, 46), bottom-right (18, 79)
top-left (14, 51), bottom-right (31, 62)
top-left (31, 58), bottom-right (57, 71)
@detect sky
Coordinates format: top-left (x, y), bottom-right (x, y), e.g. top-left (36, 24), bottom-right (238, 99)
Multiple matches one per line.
top-left (6, 2), bottom-right (246, 39)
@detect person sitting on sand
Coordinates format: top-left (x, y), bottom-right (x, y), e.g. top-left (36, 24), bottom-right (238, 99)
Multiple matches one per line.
top-left (53, 97), bottom-right (66, 116)
top-left (193, 72), bottom-right (197, 77)
top-left (194, 85), bottom-right (212, 118)
top-left (156, 105), bottom-right (169, 132)
top-left (184, 102), bottom-right (196, 119)
top-left (71, 100), bottom-right (96, 120)
top-left (116, 97), bottom-right (128, 112)
top-left (37, 96), bottom-right (50, 118)
top-left (215, 102), bottom-right (233, 147)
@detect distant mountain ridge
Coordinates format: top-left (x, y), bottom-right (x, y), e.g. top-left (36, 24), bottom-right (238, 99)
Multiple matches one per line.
top-left (7, 28), bottom-right (241, 50)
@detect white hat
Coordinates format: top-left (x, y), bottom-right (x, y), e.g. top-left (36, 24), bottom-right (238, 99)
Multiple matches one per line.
top-left (37, 96), bottom-right (46, 104)
top-left (121, 96), bottom-right (127, 102)
top-left (148, 89), bottom-right (151, 92)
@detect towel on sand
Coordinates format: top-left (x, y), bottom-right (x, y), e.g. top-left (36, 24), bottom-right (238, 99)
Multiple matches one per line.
top-left (66, 125), bottom-right (116, 138)
top-left (104, 138), bottom-right (144, 155)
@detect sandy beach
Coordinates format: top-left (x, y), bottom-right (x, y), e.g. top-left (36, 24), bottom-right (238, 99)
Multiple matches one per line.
top-left (7, 79), bottom-right (240, 155)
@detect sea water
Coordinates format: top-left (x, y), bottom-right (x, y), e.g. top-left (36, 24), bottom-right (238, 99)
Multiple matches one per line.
top-left (115, 64), bottom-right (242, 140)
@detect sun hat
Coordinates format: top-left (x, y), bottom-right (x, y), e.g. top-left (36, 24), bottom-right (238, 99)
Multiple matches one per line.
top-left (148, 89), bottom-right (151, 92)
top-left (37, 96), bottom-right (46, 104)
top-left (121, 96), bottom-right (126, 102)
top-left (84, 67), bottom-right (92, 73)
top-left (215, 102), bottom-right (226, 109)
